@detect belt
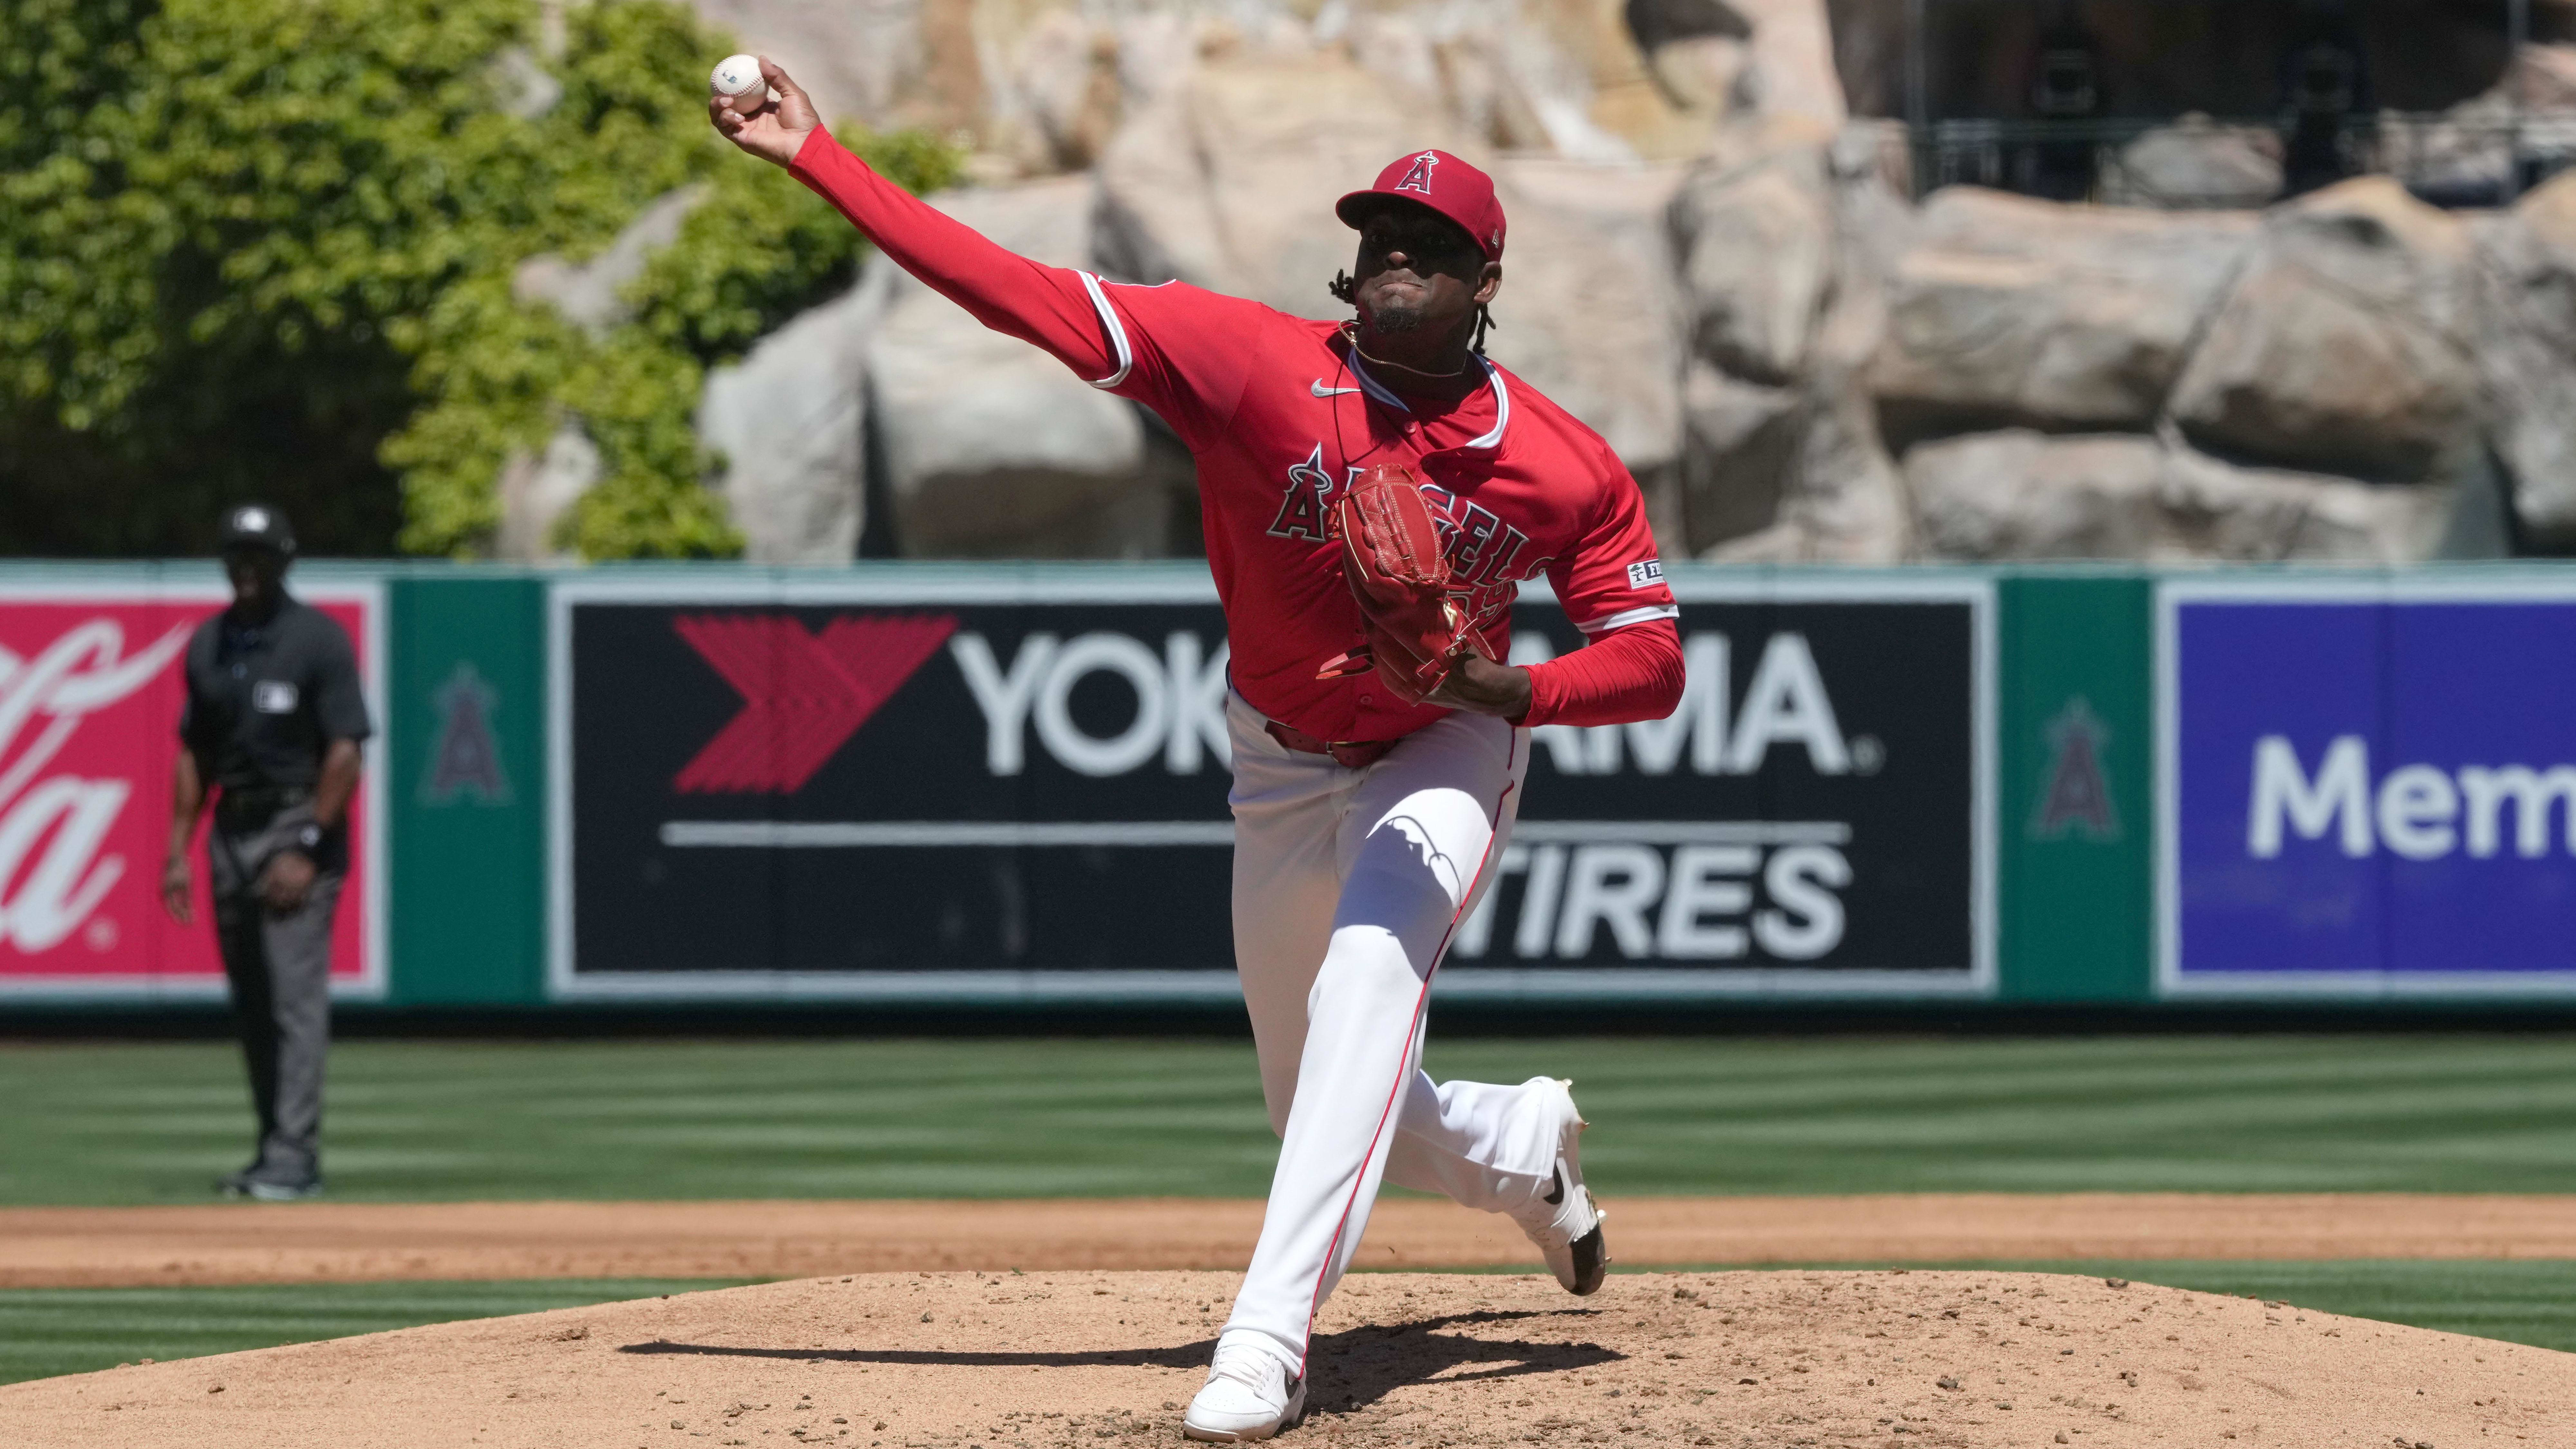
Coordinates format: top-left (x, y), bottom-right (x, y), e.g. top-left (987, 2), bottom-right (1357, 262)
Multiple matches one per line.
top-left (214, 784), bottom-right (310, 829)
top-left (1265, 720), bottom-right (1398, 770)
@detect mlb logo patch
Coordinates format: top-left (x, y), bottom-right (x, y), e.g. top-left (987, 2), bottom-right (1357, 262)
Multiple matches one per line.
top-left (1627, 559), bottom-right (1665, 589)
top-left (252, 680), bottom-right (299, 714)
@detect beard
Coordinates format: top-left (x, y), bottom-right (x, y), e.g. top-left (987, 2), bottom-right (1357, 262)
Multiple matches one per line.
top-left (1363, 299), bottom-right (1429, 336)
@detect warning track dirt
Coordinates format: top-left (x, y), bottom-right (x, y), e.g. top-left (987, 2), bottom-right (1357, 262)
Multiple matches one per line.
top-left (8, 1194), bottom-right (2576, 1288)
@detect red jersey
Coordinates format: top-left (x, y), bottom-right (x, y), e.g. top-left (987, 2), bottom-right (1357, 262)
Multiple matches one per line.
top-left (791, 129), bottom-right (1683, 741)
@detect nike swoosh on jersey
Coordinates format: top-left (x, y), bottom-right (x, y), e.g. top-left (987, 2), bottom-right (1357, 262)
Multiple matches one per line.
top-left (1311, 380), bottom-right (1362, 397)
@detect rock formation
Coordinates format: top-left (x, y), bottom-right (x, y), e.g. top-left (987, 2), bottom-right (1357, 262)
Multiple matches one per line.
top-left (867, 178), bottom-right (1177, 558)
top-left (2472, 169), bottom-right (2576, 545)
top-left (2169, 181), bottom-right (2481, 483)
top-left (698, 284), bottom-right (875, 564)
top-left (636, 0), bottom-right (2576, 564)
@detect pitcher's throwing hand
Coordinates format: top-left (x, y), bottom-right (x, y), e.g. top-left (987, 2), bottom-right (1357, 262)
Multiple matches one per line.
top-left (708, 55), bottom-right (814, 168)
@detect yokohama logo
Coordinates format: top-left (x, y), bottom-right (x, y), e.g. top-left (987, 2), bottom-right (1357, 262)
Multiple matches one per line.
top-left (0, 620), bottom-right (190, 951)
top-left (672, 613), bottom-right (959, 793)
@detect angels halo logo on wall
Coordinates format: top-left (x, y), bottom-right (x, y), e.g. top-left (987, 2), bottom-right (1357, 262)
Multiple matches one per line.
top-left (0, 585), bottom-right (386, 999)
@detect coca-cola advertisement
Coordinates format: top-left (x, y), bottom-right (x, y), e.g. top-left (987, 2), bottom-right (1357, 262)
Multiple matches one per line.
top-left (0, 581), bottom-right (384, 998)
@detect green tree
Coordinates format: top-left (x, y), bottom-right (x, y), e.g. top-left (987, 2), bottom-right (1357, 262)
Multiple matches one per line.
top-left (0, 0), bottom-right (955, 558)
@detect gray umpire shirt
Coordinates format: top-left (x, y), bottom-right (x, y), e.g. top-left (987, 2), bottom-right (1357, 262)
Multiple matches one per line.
top-left (180, 596), bottom-right (372, 791)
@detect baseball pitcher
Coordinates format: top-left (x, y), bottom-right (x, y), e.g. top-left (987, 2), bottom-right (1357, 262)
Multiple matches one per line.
top-left (714, 62), bottom-right (1686, 1442)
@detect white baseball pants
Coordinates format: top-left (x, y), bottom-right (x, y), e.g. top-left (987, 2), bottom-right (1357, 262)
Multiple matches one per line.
top-left (1218, 691), bottom-right (1569, 1377)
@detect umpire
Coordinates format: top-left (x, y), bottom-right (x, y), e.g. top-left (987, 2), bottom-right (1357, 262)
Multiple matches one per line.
top-left (159, 505), bottom-right (371, 1202)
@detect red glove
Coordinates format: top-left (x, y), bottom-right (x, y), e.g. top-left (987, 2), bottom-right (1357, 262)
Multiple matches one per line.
top-left (1315, 463), bottom-right (1486, 706)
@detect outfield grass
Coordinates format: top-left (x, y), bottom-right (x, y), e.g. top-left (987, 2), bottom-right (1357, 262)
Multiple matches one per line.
top-left (6, 1262), bottom-right (2572, 1387)
top-left (0, 1279), bottom-right (753, 1386)
top-left (4, 1035), bottom-right (2576, 1205)
top-left (1897, 1260), bottom-right (2576, 1354)
top-left (6, 1036), bottom-right (2575, 1386)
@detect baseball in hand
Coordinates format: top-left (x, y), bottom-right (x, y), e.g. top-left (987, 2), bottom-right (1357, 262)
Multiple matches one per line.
top-left (710, 54), bottom-right (766, 107)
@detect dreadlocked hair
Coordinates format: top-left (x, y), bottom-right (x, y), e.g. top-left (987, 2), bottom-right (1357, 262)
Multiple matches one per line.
top-left (1328, 270), bottom-right (1497, 355)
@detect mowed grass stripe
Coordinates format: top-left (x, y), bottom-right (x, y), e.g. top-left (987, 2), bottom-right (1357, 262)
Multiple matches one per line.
top-left (8, 1037), bottom-right (2576, 1203)
top-left (1590, 1260), bottom-right (2576, 1355)
top-left (0, 1280), bottom-right (754, 1387)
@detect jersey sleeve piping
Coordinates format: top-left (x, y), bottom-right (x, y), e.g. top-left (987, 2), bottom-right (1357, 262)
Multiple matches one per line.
top-left (1076, 271), bottom-right (1135, 390)
top-left (1575, 603), bottom-right (1683, 634)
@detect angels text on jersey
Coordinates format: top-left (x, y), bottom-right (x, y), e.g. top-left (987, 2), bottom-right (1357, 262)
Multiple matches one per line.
top-left (1265, 443), bottom-right (1554, 634)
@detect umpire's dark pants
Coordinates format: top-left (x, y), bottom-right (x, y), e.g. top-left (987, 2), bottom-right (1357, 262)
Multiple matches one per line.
top-left (208, 802), bottom-right (343, 1183)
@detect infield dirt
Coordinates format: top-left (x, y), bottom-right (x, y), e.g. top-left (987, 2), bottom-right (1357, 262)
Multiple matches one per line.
top-left (3, 1268), bottom-right (2567, 1448)
top-left (12, 1193), bottom-right (2576, 1287)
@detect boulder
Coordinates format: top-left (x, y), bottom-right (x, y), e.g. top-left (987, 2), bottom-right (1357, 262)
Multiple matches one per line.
top-left (1679, 361), bottom-right (1801, 548)
top-left (2169, 178), bottom-right (2481, 483)
top-left (1488, 158), bottom-right (1692, 525)
top-left (1667, 140), bottom-right (1836, 384)
top-left (2103, 114), bottom-right (2282, 210)
top-left (2158, 441), bottom-right (2453, 562)
top-left (1908, 430), bottom-right (2168, 560)
top-left (865, 177), bottom-right (1172, 557)
top-left (1112, 11), bottom-right (1208, 113)
top-left (697, 285), bottom-right (875, 564)
top-left (1728, 0), bottom-right (1846, 129)
top-left (2472, 170), bottom-right (2576, 545)
top-left (494, 421), bottom-right (600, 562)
top-left (1907, 428), bottom-right (2451, 562)
top-left (2517, 41), bottom-right (2576, 109)
top-left (1708, 377), bottom-right (1908, 562)
top-left (1676, 125), bottom-right (1910, 561)
top-left (1623, 0), bottom-right (1751, 60)
top-left (2378, 89), bottom-right (2519, 206)
top-left (1420, 26), bottom-right (1558, 153)
top-left (1513, 0), bottom-right (1687, 161)
top-left (1869, 187), bottom-right (2256, 441)
top-left (1645, 35), bottom-right (1752, 119)
top-left (687, 0), bottom-right (926, 127)
top-left (513, 185), bottom-right (706, 336)
top-left (1094, 54), bottom-right (1468, 317)
top-left (487, 45), bottom-right (562, 121)
top-left (1000, 10), bottom-right (1124, 173)
top-left (1774, 377), bottom-right (1911, 560)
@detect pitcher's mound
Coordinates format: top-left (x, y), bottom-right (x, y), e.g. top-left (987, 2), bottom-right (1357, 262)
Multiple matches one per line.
top-left (3, 1269), bottom-right (2566, 1447)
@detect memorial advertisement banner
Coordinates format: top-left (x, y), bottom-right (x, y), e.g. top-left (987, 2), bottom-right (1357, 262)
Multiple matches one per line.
top-left (550, 574), bottom-right (1991, 1000)
top-left (0, 581), bottom-right (386, 999)
top-left (2159, 578), bottom-right (2576, 996)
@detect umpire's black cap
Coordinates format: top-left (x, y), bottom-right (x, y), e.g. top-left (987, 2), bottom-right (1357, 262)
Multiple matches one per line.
top-left (217, 504), bottom-right (296, 557)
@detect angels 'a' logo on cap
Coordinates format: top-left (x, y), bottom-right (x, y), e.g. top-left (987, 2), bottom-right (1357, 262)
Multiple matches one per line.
top-left (1393, 151), bottom-right (1439, 194)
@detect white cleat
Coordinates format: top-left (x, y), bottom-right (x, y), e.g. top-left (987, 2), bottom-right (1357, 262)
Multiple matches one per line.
top-left (1508, 1077), bottom-right (1610, 1296)
top-left (1182, 1340), bottom-right (1306, 1442)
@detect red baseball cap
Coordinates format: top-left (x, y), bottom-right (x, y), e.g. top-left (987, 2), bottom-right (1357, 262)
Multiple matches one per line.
top-left (1336, 149), bottom-right (1507, 262)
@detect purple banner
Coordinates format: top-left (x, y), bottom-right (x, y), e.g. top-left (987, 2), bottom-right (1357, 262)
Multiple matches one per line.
top-left (2163, 585), bottom-right (2576, 992)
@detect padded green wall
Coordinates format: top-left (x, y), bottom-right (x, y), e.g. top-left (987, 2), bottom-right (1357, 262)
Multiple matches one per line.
top-left (385, 575), bottom-right (548, 1006)
top-left (1996, 574), bottom-right (2154, 1002)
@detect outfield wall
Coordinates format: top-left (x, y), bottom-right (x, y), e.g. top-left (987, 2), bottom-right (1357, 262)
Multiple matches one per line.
top-left (2, 561), bottom-right (2568, 1011)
